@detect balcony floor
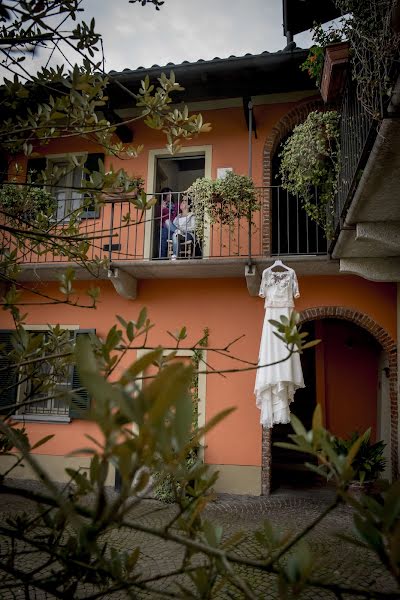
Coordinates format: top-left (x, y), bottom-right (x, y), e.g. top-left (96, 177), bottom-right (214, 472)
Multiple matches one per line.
top-left (18, 255), bottom-right (339, 283)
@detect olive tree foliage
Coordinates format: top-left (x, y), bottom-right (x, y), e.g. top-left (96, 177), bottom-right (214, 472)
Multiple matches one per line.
top-left (0, 3), bottom-right (399, 599)
top-left (0, 0), bottom-right (211, 298)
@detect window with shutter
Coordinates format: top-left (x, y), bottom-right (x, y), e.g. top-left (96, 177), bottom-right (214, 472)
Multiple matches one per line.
top-left (70, 329), bottom-right (95, 419)
top-left (3, 327), bottom-right (95, 422)
top-left (26, 153), bottom-right (104, 221)
top-left (0, 330), bottom-right (18, 415)
top-left (82, 153), bottom-right (104, 219)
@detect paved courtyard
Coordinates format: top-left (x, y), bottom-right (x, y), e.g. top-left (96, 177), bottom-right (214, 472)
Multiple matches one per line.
top-left (0, 482), bottom-right (398, 599)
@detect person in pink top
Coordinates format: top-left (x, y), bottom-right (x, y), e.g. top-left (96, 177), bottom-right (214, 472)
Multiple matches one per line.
top-left (159, 187), bottom-right (177, 258)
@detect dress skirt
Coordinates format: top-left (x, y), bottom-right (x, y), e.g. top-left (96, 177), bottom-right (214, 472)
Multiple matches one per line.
top-left (254, 306), bottom-right (304, 428)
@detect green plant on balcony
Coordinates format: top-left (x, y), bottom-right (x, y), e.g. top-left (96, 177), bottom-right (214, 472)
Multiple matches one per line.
top-left (279, 110), bottom-right (340, 236)
top-left (0, 183), bottom-right (56, 226)
top-left (332, 428), bottom-right (386, 485)
top-left (187, 171), bottom-right (259, 241)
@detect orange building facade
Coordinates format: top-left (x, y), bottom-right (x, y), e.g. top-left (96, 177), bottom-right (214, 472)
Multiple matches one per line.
top-left (0, 50), bottom-right (398, 493)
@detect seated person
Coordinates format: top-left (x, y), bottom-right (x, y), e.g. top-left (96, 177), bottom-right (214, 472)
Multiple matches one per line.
top-left (165, 194), bottom-right (196, 260)
top-left (159, 187), bottom-right (177, 258)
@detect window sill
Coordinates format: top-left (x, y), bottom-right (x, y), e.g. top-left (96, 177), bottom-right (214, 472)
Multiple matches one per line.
top-left (12, 415), bottom-right (71, 424)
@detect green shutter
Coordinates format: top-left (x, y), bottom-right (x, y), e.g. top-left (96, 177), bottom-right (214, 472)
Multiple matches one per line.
top-left (0, 330), bottom-right (18, 414)
top-left (70, 329), bottom-right (96, 419)
top-left (26, 157), bottom-right (47, 183)
top-left (0, 154), bottom-right (9, 184)
top-left (81, 153), bottom-right (104, 219)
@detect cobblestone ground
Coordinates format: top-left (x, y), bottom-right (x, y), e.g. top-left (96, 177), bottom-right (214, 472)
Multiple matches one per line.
top-left (0, 482), bottom-right (398, 599)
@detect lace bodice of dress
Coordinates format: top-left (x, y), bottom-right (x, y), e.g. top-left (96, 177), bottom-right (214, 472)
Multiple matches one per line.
top-left (259, 268), bottom-right (300, 308)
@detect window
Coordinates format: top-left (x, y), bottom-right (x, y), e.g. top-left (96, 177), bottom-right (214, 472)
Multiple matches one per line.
top-left (136, 348), bottom-right (206, 461)
top-left (49, 158), bottom-right (83, 222)
top-left (0, 328), bottom-right (94, 422)
top-left (27, 153), bottom-right (104, 221)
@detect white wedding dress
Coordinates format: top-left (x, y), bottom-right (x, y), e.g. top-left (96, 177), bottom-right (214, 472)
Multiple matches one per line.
top-left (255, 268), bottom-right (304, 428)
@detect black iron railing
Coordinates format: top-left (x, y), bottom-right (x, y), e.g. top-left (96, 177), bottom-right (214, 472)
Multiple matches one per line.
top-left (0, 187), bottom-right (328, 266)
top-left (334, 76), bottom-right (376, 233)
top-left (271, 186), bottom-right (326, 256)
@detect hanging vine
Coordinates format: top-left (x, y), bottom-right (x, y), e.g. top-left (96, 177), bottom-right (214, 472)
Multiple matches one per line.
top-left (336, 0), bottom-right (400, 119)
top-left (279, 111), bottom-right (340, 236)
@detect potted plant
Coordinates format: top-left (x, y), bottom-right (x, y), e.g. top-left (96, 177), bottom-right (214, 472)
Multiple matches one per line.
top-left (300, 22), bottom-right (349, 103)
top-left (279, 110), bottom-right (340, 236)
top-left (333, 429), bottom-right (386, 495)
top-left (187, 171), bottom-right (259, 241)
top-left (320, 41), bottom-right (350, 103)
top-left (99, 170), bottom-right (144, 202)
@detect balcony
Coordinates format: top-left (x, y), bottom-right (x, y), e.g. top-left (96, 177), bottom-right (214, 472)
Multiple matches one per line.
top-left (1, 187), bottom-right (334, 286)
top-left (331, 73), bottom-right (400, 282)
top-left (332, 76), bottom-right (376, 236)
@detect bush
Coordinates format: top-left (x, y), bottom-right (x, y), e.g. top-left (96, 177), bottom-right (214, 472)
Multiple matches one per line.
top-left (0, 183), bottom-right (56, 222)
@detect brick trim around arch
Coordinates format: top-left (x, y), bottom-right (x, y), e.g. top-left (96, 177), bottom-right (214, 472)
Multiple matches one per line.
top-left (262, 97), bottom-right (323, 255)
top-left (261, 306), bottom-right (398, 495)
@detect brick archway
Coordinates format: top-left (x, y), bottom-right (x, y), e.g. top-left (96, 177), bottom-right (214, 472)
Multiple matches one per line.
top-left (261, 306), bottom-right (398, 495)
top-left (262, 97), bottom-right (322, 254)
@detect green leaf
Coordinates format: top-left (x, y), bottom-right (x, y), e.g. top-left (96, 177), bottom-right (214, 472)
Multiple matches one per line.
top-left (137, 307), bottom-right (147, 329)
top-left (31, 434), bottom-right (54, 450)
top-left (120, 348), bottom-right (163, 385)
top-left (312, 404), bottom-right (323, 431)
top-left (75, 333), bottom-right (97, 374)
top-left (302, 339), bottom-right (321, 349)
top-left (290, 413), bottom-right (307, 437)
top-left (383, 481), bottom-right (400, 528)
top-left (346, 434), bottom-right (364, 468)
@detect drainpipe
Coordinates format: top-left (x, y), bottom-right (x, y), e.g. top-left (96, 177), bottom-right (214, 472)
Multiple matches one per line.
top-left (247, 99), bottom-right (253, 272)
top-left (109, 200), bottom-right (115, 265)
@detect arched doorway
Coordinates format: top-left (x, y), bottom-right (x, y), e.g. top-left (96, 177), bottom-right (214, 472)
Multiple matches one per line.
top-left (316, 319), bottom-right (381, 440)
top-left (263, 310), bottom-right (397, 494)
top-left (262, 98), bottom-right (323, 256)
top-left (270, 136), bottom-right (326, 256)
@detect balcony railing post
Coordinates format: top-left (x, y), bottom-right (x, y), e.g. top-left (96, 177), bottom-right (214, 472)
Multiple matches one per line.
top-left (247, 100), bottom-right (253, 266)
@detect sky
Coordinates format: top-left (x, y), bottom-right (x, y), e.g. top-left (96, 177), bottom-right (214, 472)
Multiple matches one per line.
top-left (83, 0), bottom-right (314, 72)
top-left (20, 0), bottom-right (314, 77)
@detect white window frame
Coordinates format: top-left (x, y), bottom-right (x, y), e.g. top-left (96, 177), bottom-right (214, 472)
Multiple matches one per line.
top-left (46, 153), bottom-right (87, 223)
top-left (145, 145), bottom-right (213, 260)
top-left (12, 324), bottom-right (79, 423)
top-left (136, 348), bottom-right (207, 461)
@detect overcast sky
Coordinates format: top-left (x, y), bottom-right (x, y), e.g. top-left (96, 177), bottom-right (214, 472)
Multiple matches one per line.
top-left (5, 0), bottom-right (315, 83)
top-left (78, 0), bottom-right (314, 72)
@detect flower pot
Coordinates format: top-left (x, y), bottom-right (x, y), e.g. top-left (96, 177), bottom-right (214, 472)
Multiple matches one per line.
top-left (347, 479), bottom-right (381, 500)
top-left (320, 41), bottom-right (350, 103)
top-left (101, 187), bottom-right (139, 202)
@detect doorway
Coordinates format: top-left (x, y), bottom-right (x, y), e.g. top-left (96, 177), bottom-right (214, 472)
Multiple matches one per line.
top-left (270, 318), bottom-right (384, 491)
top-left (152, 155), bottom-right (205, 259)
top-left (317, 319), bottom-right (380, 441)
top-left (271, 321), bottom-right (318, 490)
